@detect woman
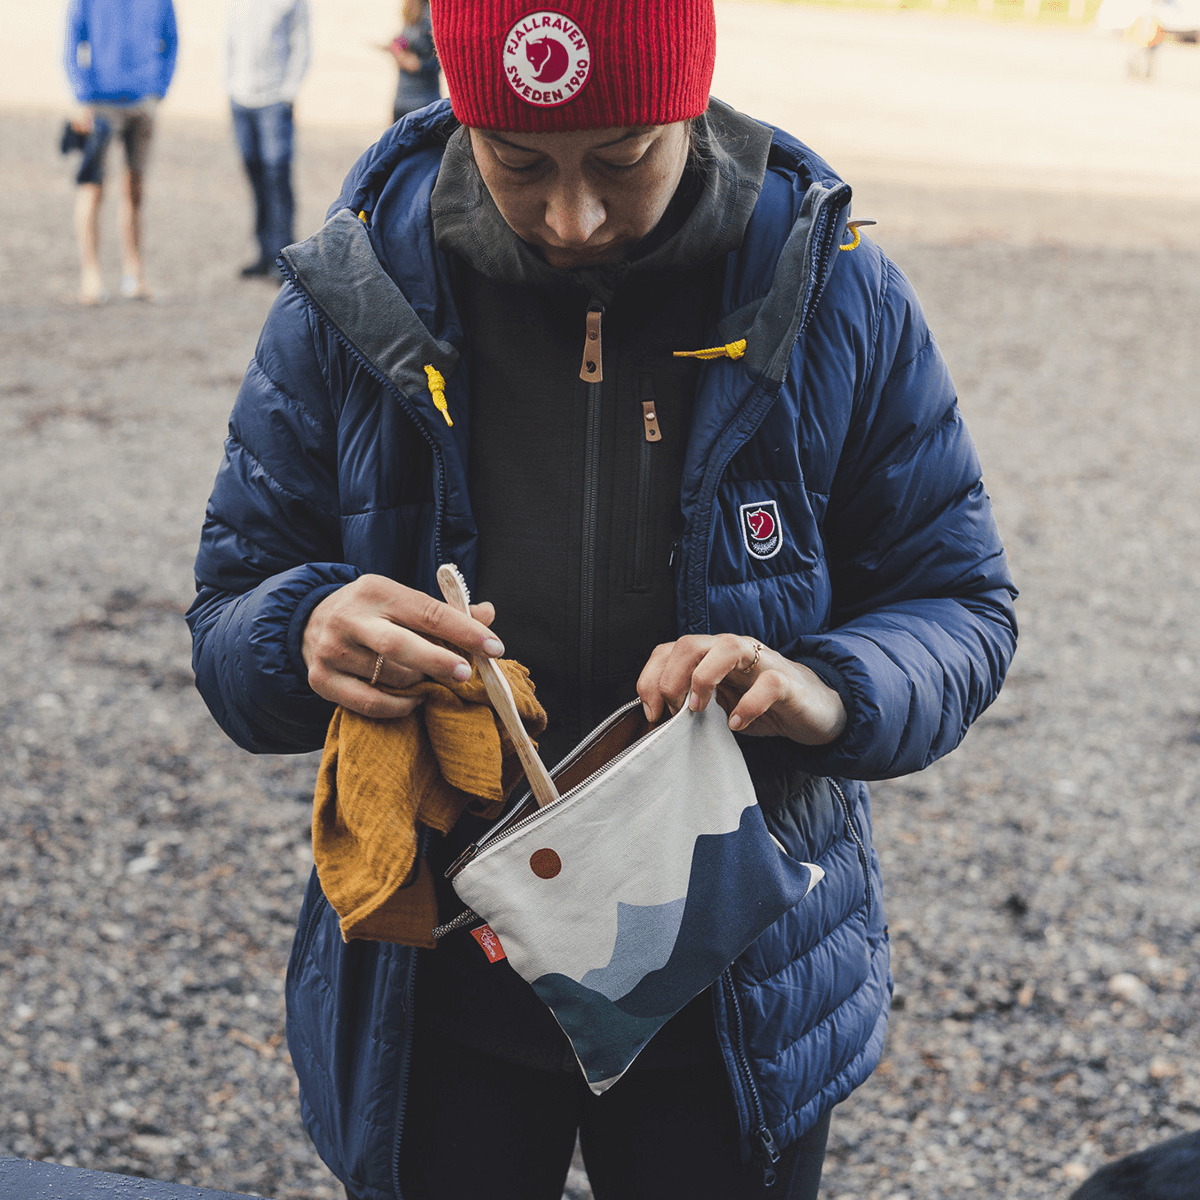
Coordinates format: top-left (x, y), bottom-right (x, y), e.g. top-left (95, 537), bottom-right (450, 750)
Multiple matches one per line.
top-left (383, 0), bottom-right (440, 125)
top-left (187, 3), bottom-right (1017, 1198)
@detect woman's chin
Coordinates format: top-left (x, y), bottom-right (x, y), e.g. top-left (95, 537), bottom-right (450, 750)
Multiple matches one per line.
top-left (538, 241), bottom-right (623, 270)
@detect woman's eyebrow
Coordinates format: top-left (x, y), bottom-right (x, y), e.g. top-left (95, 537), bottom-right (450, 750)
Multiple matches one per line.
top-left (480, 131), bottom-right (542, 153)
top-left (595, 128), bottom-right (652, 148)
top-left (480, 127), bottom-right (652, 154)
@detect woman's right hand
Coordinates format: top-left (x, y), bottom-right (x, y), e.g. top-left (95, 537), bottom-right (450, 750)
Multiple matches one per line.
top-left (301, 574), bottom-right (503, 719)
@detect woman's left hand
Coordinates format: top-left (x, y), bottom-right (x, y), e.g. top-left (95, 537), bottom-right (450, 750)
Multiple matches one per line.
top-left (637, 634), bottom-right (847, 746)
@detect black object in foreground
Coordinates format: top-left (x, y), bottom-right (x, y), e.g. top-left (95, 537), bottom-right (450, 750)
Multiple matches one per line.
top-left (0, 1157), bottom-right (259, 1200)
top-left (1069, 1131), bottom-right (1200, 1200)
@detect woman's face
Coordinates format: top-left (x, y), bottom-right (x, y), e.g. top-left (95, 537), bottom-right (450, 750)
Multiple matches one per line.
top-left (468, 122), bottom-right (690, 270)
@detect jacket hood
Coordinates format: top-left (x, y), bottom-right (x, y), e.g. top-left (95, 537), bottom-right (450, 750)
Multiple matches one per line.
top-left (293, 98), bottom-right (854, 411)
top-left (427, 100), bottom-right (774, 301)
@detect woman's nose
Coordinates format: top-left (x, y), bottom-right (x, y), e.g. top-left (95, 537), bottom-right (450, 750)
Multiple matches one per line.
top-left (543, 178), bottom-right (605, 246)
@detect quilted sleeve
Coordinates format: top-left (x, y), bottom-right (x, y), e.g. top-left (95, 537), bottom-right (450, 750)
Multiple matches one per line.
top-left (794, 256), bottom-right (1017, 780)
top-left (186, 286), bottom-right (359, 755)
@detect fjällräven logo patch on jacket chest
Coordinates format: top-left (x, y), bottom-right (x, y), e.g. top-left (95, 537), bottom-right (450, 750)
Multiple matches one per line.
top-left (740, 500), bottom-right (784, 560)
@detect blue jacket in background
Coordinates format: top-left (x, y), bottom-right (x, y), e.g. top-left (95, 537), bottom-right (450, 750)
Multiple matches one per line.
top-left (187, 101), bottom-right (1018, 1199)
top-left (64, 0), bottom-right (178, 105)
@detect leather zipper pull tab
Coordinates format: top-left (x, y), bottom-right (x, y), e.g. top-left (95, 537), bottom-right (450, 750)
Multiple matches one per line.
top-left (639, 374), bottom-right (661, 442)
top-left (642, 401), bottom-right (661, 442)
top-left (579, 304), bottom-right (603, 383)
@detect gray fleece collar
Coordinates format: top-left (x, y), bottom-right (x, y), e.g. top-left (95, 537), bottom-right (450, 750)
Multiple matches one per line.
top-left (429, 99), bottom-right (773, 299)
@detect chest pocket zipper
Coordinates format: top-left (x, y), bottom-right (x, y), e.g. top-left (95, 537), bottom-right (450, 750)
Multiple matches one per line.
top-left (630, 374), bottom-right (659, 592)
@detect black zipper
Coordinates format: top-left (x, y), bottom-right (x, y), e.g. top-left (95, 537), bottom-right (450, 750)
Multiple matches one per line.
top-left (678, 186), bottom-right (851, 634)
top-left (830, 779), bottom-right (872, 918)
top-left (292, 881), bottom-right (326, 971)
top-left (277, 258), bottom-right (451, 571)
top-left (630, 374), bottom-right (656, 591)
top-left (390, 826), bottom-right (429, 1200)
top-left (720, 968), bottom-right (781, 1186)
top-left (389, 944), bottom-right (419, 1200)
top-left (578, 302), bottom-right (605, 737)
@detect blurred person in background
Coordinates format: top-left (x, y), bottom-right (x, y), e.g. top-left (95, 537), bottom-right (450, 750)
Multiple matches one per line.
top-left (1127, 10), bottom-right (1165, 77)
top-left (226, 0), bottom-right (312, 280)
top-left (63, 0), bottom-right (178, 305)
top-left (382, 0), bottom-right (441, 125)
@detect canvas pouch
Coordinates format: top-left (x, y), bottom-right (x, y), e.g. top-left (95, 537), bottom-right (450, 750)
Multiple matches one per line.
top-left (435, 699), bottom-right (824, 1093)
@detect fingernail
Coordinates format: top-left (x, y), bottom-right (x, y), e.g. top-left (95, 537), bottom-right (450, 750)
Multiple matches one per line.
top-left (483, 637), bottom-right (505, 657)
top-left (688, 691), bottom-right (700, 711)
top-left (452, 662), bottom-right (472, 682)
top-left (643, 703), bottom-right (653, 723)
top-left (729, 714), bottom-right (742, 730)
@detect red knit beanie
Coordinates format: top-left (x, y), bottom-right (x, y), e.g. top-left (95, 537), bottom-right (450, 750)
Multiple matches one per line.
top-left (429, 1), bottom-right (717, 132)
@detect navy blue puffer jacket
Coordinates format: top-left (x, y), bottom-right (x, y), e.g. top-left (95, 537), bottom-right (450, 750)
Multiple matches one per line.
top-left (187, 101), bottom-right (1016, 1199)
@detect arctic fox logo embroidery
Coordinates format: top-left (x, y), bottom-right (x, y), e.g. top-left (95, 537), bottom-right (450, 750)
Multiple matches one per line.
top-left (526, 36), bottom-right (569, 82)
top-left (502, 12), bottom-right (591, 107)
top-left (739, 500), bottom-right (783, 560)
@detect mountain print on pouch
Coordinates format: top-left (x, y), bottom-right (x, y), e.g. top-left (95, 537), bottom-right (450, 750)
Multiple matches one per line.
top-left (450, 703), bottom-right (825, 1093)
top-left (531, 803), bottom-right (823, 1088)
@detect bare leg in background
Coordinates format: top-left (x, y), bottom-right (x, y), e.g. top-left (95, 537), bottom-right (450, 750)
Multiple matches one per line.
top-left (74, 182), bottom-right (106, 304)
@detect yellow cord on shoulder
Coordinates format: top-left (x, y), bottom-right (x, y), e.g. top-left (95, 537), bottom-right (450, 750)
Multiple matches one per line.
top-left (673, 339), bottom-right (747, 362)
top-left (424, 364), bottom-right (452, 426)
top-left (358, 209), bottom-right (369, 225)
top-left (839, 219), bottom-right (876, 252)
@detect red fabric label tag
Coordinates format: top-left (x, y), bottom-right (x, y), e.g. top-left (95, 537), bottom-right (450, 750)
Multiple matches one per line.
top-left (470, 923), bottom-right (507, 963)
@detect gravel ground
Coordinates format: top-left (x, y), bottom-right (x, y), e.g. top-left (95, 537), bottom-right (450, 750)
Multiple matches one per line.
top-left (1, 104), bottom-right (1198, 1200)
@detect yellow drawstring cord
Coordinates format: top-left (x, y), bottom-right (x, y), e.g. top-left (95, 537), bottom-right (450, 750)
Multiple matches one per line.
top-left (672, 339), bottom-right (747, 362)
top-left (839, 219), bottom-right (876, 252)
top-left (425, 364), bottom-right (452, 426)
top-left (358, 210), bottom-right (369, 225)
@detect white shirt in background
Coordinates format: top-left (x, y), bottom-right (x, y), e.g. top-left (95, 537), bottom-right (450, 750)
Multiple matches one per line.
top-left (225, 0), bottom-right (312, 108)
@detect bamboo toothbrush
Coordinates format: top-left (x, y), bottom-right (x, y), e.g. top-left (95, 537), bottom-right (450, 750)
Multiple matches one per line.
top-left (436, 563), bottom-right (560, 808)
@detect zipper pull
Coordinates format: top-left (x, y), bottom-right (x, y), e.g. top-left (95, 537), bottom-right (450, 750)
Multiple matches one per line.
top-left (445, 842), bottom-right (481, 878)
top-left (753, 1127), bottom-right (781, 1187)
top-left (639, 375), bottom-right (661, 443)
top-left (579, 303), bottom-right (603, 383)
top-left (668, 539), bottom-right (680, 569)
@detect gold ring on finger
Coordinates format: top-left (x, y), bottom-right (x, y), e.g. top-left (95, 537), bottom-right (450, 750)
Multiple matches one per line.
top-left (369, 653), bottom-right (386, 687)
top-left (740, 640), bottom-right (763, 674)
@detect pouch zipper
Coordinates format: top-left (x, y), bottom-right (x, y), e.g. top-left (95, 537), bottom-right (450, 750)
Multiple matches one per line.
top-left (720, 968), bottom-right (781, 1186)
top-left (445, 698), bottom-right (653, 880)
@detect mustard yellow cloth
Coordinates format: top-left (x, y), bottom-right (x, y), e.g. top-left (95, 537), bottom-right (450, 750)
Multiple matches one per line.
top-left (312, 660), bottom-right (547, 949)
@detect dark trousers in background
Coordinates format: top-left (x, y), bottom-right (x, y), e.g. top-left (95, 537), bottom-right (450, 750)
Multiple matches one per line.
top-left (230, 101), bottom-right (295, 265)
top-left (345, 1029), bottom-right (830, 1200)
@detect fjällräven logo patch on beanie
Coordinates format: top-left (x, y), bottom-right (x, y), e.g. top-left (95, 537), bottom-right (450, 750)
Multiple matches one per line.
top-left (502, 11), bottom-right (592, 107)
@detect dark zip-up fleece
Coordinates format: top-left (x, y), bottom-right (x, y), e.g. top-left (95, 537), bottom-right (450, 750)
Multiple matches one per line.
top-left (417, 107), bottom-right (774, 1073)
